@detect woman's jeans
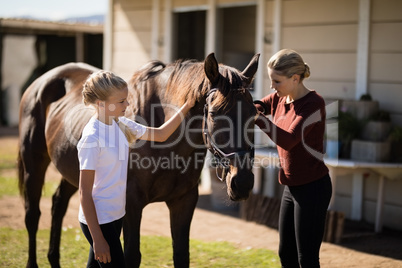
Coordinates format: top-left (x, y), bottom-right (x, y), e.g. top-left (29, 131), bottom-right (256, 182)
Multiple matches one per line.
top-left (278, 174), bottom-right (332, 268)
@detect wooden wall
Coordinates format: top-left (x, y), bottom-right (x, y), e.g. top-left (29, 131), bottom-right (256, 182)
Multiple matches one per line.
top-left (111, 1), bottom-right (153, 79)
top-left (369, 0), bottom-right (402, 125)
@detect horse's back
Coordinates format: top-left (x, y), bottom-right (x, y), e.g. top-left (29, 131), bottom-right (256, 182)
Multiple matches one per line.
top-left (20, 62), bottom-right (98, 131)
top-left (19, 62), bottom-right (99, 184)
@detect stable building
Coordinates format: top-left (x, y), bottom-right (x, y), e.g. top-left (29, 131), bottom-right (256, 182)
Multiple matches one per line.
top-left (0, 18), bottom-right (103, 126)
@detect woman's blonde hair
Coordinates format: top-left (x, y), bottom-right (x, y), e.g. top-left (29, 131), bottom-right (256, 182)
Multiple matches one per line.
top-left (267, 49), bottom-right (310, 81)
top-left (82, 70), bottom-right (138, 143)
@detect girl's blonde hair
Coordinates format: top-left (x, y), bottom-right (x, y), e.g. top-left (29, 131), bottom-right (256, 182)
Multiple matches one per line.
top-left (82, 70), bottom-right (138, 143)
top-left (267, 49), bottom-right (310, 81)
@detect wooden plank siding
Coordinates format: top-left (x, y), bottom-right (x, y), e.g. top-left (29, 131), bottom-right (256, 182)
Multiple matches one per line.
top-left (369, 0), bottom-right (402, 125)
top-left (280, 0), bottom-right (359, 101)
top-left (112, 1), bottom-right (153, 78)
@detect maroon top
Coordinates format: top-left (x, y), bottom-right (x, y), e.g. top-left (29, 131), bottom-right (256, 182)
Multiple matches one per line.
top-left (255, 91), bottom-right (328, 186)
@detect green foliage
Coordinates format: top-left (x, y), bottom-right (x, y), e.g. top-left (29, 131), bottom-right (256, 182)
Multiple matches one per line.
top-left (0, 153), bottom-right (17, 169)
top-left (0, 227), bottom-right (89, 267)
top-left (389, 126), bottom-right (402, 142)
top-left (141, 235), bottom-right (280, 267)
top-left (0, 228), bottom-right (280, 268)
top-left (370, 110), bottom-right (391, 122)
top-left (338, 111), bottom-right (363, 143)
top-left (359, 94), bottom-right (372, 101)
top-left (0, 176), bottom-right (19, 197)
top-left (0, 176), bottom-right (58, 198)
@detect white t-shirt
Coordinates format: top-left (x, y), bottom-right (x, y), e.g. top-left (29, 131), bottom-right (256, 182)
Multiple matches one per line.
top-left (77, 116), bottom-right (146, 225)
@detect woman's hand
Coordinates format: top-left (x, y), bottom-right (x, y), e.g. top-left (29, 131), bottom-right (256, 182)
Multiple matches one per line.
top-left (254, 111), bottom-right (261, 122)
top-left (93, 236), bottom-right (111, 263)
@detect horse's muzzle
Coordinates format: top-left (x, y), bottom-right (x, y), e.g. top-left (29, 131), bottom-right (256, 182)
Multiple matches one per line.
top-left (227, 168), bottom-right (254, 201)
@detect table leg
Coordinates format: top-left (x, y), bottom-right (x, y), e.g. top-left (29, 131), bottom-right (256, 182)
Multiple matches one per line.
top-left (375, 175), bottom-right (385, 233)
top-left (328, 167), bottom-right (337, 210)
top-left (351, 172), bottom-right (364, 221)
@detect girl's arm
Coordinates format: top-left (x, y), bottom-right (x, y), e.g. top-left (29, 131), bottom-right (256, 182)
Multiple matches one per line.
top-left (139, 99), bottom-right (194, 142)
top-left (79, 170), bottom-right (111, 264)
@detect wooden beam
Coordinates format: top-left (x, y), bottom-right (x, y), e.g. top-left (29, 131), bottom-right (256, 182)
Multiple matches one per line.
top-left (151, 0), bottom-right (160, 60)
top-left (103, 0), bottom-right (113, 70)
top-left (355, 0), bottom-right (371, 99)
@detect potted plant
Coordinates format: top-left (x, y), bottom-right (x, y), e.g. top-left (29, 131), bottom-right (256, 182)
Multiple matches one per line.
top-left (340, 94), bottom-right (379, 120)
top-left (388, 126), bottom-right (402, 163)
top-left (338, 111), bottom-right (363, 159)
top-left (361, 110), bottom-right (392, 141)
top-left (351, 110), bottom-right (392, 162)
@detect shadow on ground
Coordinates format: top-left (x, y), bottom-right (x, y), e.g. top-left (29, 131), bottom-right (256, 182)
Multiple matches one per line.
top-left (197, 192), bottom-right (402, 261)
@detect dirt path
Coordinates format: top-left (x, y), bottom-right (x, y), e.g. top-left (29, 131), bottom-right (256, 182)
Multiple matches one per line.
top-left (1, 133), bottom-right (402, 267)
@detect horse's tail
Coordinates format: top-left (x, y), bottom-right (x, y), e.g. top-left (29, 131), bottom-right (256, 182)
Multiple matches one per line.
top-left (18, 150), bottom-right (25, 196)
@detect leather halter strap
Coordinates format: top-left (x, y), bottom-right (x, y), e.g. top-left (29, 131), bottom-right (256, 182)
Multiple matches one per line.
top-left (202, 88), bottom-right (254, 181)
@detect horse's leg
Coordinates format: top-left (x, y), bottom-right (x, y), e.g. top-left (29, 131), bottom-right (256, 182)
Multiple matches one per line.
top-left (166, 186), bottom-right (199, 268)
top-left (21, 152), bottom-right (50, 268)
top-left (123, 183), bottom-right (145, 267)
top-left (47, 178), bottom-right (78, 268)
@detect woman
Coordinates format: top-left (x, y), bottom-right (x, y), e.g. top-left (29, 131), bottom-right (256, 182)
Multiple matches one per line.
top-left (77, 70), bottom-right (194, 267)
top-left (254, 49), bottom-right (332, 267)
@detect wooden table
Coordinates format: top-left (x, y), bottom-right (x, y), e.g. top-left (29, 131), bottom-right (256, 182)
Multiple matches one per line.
top-left (254, 148), bottom-right (402, 232)
top-left (325, 158), bottom-right (402, 232)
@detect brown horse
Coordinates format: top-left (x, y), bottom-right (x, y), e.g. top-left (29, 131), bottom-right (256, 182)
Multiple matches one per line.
top-left (18, 53), bottom-right (259, 268)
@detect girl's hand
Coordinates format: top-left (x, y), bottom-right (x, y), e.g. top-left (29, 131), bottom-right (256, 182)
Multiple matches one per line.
top-left (186, 97), bottom-right (196, 108)
top-left (93, 237), bottom-right (111, 264)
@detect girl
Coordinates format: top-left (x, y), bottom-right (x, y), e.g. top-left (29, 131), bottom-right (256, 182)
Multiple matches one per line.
top-left (254, 49), bottom-right (332, 267)
top-left (77, 70), bottom-right (194, 267)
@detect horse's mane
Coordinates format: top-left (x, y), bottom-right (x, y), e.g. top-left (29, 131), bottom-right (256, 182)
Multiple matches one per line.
top-left (129, 60), bottom-right (166, 84)
top-left (128, 58), bottom-right (251, 110)
top-left (166, 59), bottom-right (250, 110)
top-left (211, 65), bottom-right (250, 110)
top-left (165, 59), bottom-right (208, 105)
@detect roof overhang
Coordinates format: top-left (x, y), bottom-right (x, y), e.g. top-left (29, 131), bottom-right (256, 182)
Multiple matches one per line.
top-left (0, 18), bottom-right (103, 35)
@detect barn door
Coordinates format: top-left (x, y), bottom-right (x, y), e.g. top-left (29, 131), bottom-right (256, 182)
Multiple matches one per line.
top-left (216, 5), bottom-right (256, 72)
top-left (173, 10), bottom-right (206, 61)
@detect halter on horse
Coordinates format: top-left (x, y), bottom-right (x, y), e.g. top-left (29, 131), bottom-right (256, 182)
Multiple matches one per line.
top-left (203, 87), bottom-right (255, 181)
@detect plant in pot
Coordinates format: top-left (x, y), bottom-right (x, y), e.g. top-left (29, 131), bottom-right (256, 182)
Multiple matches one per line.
top-left (338, 111), bottom-right (363, 159)
top-left (351, 110), bottom-right (392, 162)
top-left (388, 126), bottom-right (402, 163)
top-left (340, 94), bottom-right (379, 121)
top-left (361, 110), bottom-right (392, 141)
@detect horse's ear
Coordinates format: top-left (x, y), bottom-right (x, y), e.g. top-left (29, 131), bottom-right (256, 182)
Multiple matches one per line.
top-left (242, 53), bottom-right (260, 83)
top-left (204, 53), bottom-right (220, 86)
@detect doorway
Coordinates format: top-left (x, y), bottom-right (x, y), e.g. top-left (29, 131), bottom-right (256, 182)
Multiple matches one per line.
top-left (173, 10), bottom-right (206, 61)
top-left (217, 5), bottom-right (256, 71)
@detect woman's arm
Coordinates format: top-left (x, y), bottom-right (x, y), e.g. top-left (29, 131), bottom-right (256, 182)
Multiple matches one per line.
top-left (255, 105), bottom-right (324, 151)
top-left (139, 99), bottom-right (194, 142)
top-left (79, 170), bottom-right (111, 264)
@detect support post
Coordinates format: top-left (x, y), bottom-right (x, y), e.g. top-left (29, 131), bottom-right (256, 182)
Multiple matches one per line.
top-left (375, 176), bottom-right (385, 233)
top-left (355, 0), bottom-right (371, 99)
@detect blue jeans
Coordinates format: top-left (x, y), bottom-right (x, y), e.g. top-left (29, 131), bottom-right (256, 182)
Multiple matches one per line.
top-left (80, 218), bottom-right (125, 268)
top-left (278, 174), bottom-right (332, 268)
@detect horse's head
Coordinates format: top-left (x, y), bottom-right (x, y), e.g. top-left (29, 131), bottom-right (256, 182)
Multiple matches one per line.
top-left (203, 53), bottom-right (259, 201)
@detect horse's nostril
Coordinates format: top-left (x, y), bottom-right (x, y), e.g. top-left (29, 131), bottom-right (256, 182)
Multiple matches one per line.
top-left (229, 171), bottom-right (254, 201)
